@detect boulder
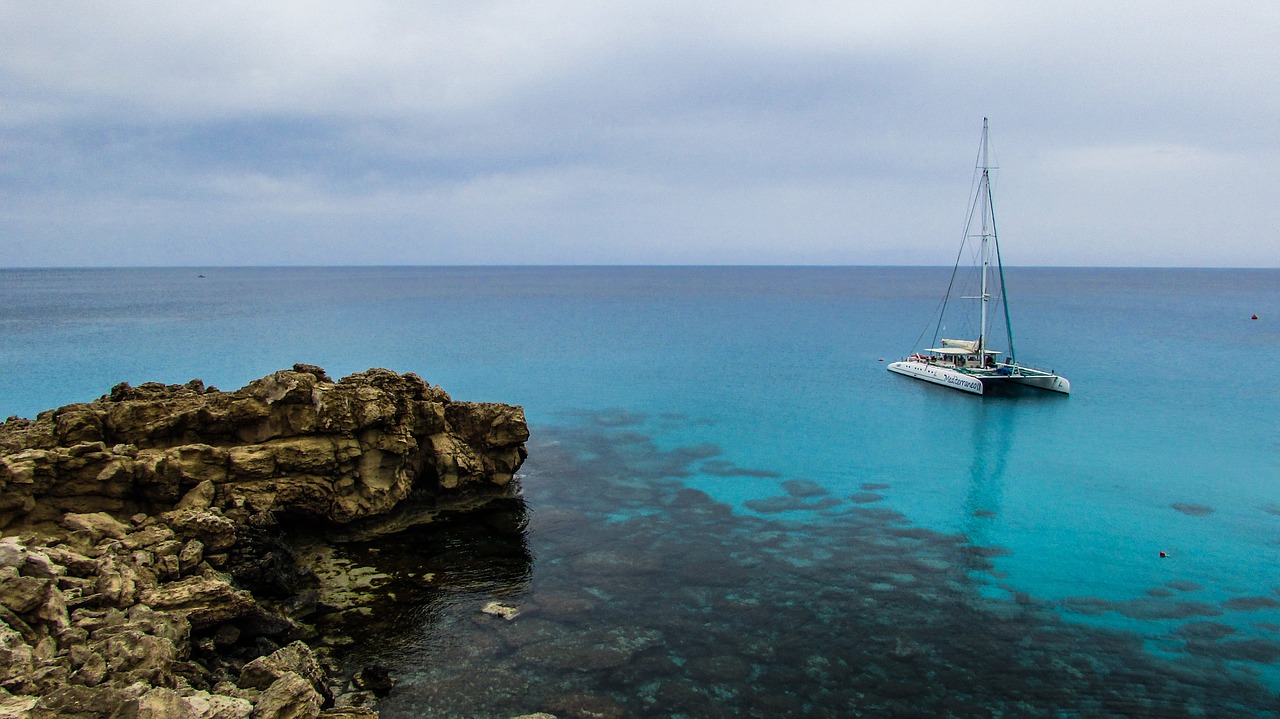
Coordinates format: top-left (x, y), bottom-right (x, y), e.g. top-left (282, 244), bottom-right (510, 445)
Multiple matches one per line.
top-left (116, 685), bottom-right (185, 719)
top-left (60, 513), bottom-right (130, 542)
top-left (252, 672), bottom-right (323, 719)
top-left (175, 480), bottom-right (217, 511)
top-left (183, 690), bottom-right (254, 719)
top-left (0, 538), bottom-right (24, 570)
top-left (0, 622), bottom-right (35, 686)
top-left (139, 575), bottom-right (256, 629)
top-left (162, 509), bottom-right (238, 553)
top-left (239, 641), bottom-right (329, 701)
top-left (28, 682), bottom-right (144, 719)
top-left (0, 568), bottom-right (48, 613)
top-left (0, 691), bottom-right (39, 718)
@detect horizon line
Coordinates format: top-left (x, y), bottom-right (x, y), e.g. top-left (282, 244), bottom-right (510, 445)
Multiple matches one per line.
top-left (2, 263), bottom-right (1278, 271)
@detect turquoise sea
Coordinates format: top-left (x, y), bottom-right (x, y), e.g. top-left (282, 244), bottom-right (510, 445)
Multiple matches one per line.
top-left (2, 266), bottom-right (1278, 717)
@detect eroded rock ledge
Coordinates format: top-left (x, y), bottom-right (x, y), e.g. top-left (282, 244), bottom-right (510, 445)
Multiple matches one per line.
top-left (0, 365), bottom-right (528, 718)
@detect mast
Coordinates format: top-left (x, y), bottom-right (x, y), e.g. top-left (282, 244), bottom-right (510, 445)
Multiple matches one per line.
top-left (978, 118), bottom-right (990, 359)
top-left (992, 154), bottom-right (1016, 364)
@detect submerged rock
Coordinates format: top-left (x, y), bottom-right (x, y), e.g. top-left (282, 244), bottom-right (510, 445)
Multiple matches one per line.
top-left (0, 366), bottom-right (529, 719)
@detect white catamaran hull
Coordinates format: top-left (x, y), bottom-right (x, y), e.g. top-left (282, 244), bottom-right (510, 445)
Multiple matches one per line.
top-left (1004, 373), bottom-right (1071, 394)
top-left (887, 360), bottom-right (1071, 395)
top-left (886, 360), bottom-right (984, 394)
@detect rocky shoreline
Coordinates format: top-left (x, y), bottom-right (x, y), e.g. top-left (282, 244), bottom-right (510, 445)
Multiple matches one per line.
top-left (0, 365), bottom-right (528, 718)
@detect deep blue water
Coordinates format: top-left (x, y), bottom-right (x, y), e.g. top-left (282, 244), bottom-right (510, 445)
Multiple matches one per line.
top-left (2, 266), bottom-right (1278, 716)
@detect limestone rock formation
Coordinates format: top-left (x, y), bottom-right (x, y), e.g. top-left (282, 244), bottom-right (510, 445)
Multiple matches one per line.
top-left (0, 365), bottom-right (528, 529)
top-left (0, 366), bottom-right (530, 718)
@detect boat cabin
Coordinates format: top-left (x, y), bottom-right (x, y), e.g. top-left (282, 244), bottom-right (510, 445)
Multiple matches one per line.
top-left (921, 339), bottom-right (1001, 370)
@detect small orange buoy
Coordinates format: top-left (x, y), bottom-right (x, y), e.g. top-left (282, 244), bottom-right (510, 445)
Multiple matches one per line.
top-left (1159, 551), bottom-right (1168, 558)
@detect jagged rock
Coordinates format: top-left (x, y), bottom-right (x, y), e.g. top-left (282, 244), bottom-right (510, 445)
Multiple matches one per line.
top-left (0, 690), bottom-right (39, 718)
top-left (0, 538), bottom-right (62, 580)
top-left (121, 525), bottom-right (174, 550)
top-left (176, 480), bottom-right (217, 511)
top-left (320, 709), bottom-right (378, 719)
top-left (28, 682), bottom-right (145, 719)
top-left (139, 575), bottom-right (256, 628)
top-left (189, 690), bottom-right (254, 719)
top-left (253, 672), bottom-right (323, 719)
top-left (33, 582), bottom-right (70, 633)
top-left (45, 546), bottom-right (97, 576)
top-left (162, 509), bottom-right (238, 553)
top-left (95, 629), bottom-right (177, 684)
top-left (0, 605), bottom-right (37, 647)
top-left (0, 622), bottom-right (35, 686)
top-left (68, 647), bottom-right (107, 686)
top-left (101, 685), bottom-right (253, 719)
top-left (332, 691), bottom-right (376, 710)
top-left (239, 641), bottom-right (329, 702)
top-left (0, 568), bottom-right (48, 614)
top-left (93, 555), bottom-right (140, 608)
top-left (178, 539), bottom-right (204, 573)
top-left (60, 513), bottom-right (130, 543)
top-left (20, 548), bottom-right (64, 580)
top-left (0, 539), bottom-right (22, 570)
top-left (118, 685), bottom-right (186, 718)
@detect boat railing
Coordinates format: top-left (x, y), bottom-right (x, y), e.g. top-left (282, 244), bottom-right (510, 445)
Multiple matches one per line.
top-left (995, 361), bottom-right (1058, 378)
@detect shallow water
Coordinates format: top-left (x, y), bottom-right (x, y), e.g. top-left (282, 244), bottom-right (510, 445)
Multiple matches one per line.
top-left (334, 414), bottom-right (1279, 717)
top-left (2, 266), bottom-right (1278, 715)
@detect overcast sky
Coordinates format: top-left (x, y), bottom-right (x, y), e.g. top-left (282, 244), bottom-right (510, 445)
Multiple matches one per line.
top-left (2, 2), bottom-right (1278, 267)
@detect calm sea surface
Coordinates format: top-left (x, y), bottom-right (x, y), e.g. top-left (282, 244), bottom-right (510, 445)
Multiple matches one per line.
top-left (2, 266), bottom-right (1278, 717)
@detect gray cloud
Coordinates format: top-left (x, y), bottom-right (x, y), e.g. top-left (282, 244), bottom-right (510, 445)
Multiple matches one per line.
top-left (2, 1), bottom-right (1278, 266)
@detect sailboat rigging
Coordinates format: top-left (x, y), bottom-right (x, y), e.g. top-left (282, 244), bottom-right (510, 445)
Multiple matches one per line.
top-left (887, 119), bottom-right (1070, 396)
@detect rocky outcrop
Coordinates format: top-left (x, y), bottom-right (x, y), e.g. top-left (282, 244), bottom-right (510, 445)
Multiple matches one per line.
top-left (0, 364), bottom-right (528, 530)
top-left (0, 366), bottom-right (529, 719)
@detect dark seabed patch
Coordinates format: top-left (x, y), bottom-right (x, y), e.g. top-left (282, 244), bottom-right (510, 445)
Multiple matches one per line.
top-left (1176, 622), bottom-right (1237, 640)
top-left (744, 494), bottom-right (843, 514)
top-left (849, 492), bottom-right (885, 504)
top-left (1168, 579), bottom-right (1207, 592)
top-left (1062, 596), bottom-right (1113, 616)
top-left (332, 416), bottom-right (1280, 718)
top-left (1226, 597), bottom-right (1280, 612)
top-left (1114, 598), bottom-right (1225, 621)
top-left (699, 459), bottom-right (782, 477)
top-left (860, 482), bottom-right (892, 491)
top-left (972, 509), bottom-right (997, 518)
top-left (1263, 504), bottom-right (1280, 517)
top-left (1172, 502), bottom-right (1216, 516)
top-left (780, 478), bottom-right (828, 497)
top-left (555, 407), bottom-right (650, 427)
top-left (1185, 639), bottom-right (1280, 665)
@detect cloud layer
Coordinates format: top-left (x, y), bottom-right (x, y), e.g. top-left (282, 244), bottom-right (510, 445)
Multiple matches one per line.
top-left (3, 2), bottom-right (1278, 266)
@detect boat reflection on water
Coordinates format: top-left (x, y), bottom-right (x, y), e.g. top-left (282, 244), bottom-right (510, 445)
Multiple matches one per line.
top-left (961, 399), bottom-right (1014, 549)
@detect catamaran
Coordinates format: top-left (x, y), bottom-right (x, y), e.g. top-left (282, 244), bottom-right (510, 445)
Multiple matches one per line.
top-left (887, 119), bottom-right (1070, 396)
